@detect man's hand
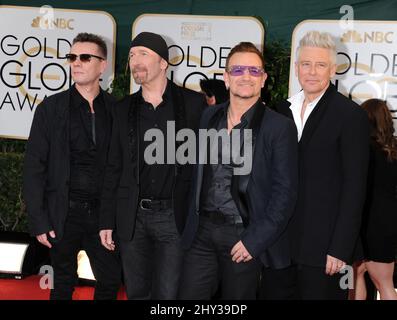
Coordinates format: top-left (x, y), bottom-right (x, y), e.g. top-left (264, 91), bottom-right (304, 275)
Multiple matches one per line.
top-left (325, 254), bottom-right (346, 275)
top-left (36, 231), bottom-right (56, 248)
top-left (100, 229), bottom-right (115, 251)
top-left (231, 240), bottom-right (253, 263)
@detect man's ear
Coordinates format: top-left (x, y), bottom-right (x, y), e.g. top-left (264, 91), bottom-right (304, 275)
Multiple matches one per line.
top-left (330, 63), bottom-right (337, 78)
top-left (100, 60), bottom-right (108, 74)
top-left (160, 58), bottom-right (168, 70)
top-left (223, 72), bottom-right (229, 90)
top-left (262, 72), bottom-right (268, 87)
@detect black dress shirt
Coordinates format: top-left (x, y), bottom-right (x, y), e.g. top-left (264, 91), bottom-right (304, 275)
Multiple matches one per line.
top-left (200, 100), bottom-right (258, 216)
top-left (138, 81), bottom-right (175, 199)
top-left (69, 85), bottom-right (107, 202)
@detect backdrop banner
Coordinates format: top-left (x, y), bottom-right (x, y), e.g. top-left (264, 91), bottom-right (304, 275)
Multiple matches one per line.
top-left (131, 13), bottom-right (264, 93)
top-left (0, 5), bottom-right (116, 139)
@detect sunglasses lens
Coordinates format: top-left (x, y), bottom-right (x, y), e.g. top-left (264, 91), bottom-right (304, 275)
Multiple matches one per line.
top-left (66, 54), bottom-right (95, 63)
top-left (248, 67), bottom-right (263, 77)
top-left (66, 54), bottom-right (77, 62)
top-left (79, 54), bottom-right (91, 62)
top-left (229, 66), bottom-right (245, 76)
top-left (228, 66), bottom-right (263, 77)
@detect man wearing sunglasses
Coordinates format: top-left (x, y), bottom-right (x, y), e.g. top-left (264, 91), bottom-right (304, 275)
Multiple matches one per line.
top-left (23, 33), bottom-right (121, 300)
top-left (99, 32), bottom-right (206, 299)
top-left (179, 42), bottom-right (298, 299)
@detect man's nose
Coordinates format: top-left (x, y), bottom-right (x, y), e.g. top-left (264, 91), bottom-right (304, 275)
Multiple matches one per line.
top-left (72, 57), bottom-right (82, 66)
top-left (129, 57), bottom-right (139, 68)
top-left (309, 65), bottom-right (316, 75)
top-left (242, 68), bottom-right (252, 78)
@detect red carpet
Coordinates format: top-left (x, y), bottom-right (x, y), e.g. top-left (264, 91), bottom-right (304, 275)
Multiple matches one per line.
top-left (0, 275), bottom-right (127, 300)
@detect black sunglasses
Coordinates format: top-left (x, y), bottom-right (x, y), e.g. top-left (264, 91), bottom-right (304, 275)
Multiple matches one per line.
top-left (65, 53), bottom-right (105, 63)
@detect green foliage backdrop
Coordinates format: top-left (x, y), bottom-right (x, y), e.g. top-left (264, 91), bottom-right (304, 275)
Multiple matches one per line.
top-left (0, 152), bottom-right (27, 232)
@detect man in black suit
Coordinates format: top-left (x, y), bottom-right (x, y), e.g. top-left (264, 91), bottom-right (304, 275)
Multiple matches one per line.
top-left (178, 42), bottom-right (298, 299)
top-left (99, 32), bottom-right (206, 299)
top-left (276, 31), bottom-right (369, 299)
top-left (23, 33), bottom-right (121, 299)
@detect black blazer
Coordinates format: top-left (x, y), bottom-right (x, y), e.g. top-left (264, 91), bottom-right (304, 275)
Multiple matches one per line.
top-left (182, 100), bottom-right (299, 269)
top-left (276, 84), bottom-right (370, 267)
top-left (23, 87), bottom-right (115, 240)
top-left (99, 80), bottom-right (206, 241)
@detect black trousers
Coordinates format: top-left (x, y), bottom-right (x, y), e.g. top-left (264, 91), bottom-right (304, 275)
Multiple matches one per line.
top-left (118, 207), bottom-right (184, 300)
top-left (178, 216), bottom-right (261, 300)
top-left (260, 264), bottom-right (349, 300)
top-left (49, 204), bottom-right (122, 300)
top-left (259, 265), bottom-right (297, 300)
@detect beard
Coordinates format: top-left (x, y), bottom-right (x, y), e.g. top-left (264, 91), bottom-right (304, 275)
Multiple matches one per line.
top-left (131, 67), bottom-right (148, 84)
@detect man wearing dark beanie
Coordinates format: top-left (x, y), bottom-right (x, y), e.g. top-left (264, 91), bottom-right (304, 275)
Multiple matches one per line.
top-left (99, 32), bottom-right (206, 299)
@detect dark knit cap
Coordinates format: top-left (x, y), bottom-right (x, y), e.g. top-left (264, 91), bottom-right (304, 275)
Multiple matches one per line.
top-left (130, 32), bottom-right (169, 62)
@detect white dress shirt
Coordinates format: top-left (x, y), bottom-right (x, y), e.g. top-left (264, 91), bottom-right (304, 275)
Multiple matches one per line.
top-left (288, 90), bottom-right (325, 141)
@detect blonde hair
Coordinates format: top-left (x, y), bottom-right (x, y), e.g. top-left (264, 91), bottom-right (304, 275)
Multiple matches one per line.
top-left (296, 31), bottom-right (337, 64)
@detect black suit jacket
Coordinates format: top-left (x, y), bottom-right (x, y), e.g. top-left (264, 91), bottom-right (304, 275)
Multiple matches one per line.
top-left (23, 87), bottom-right (115, 240)
top-left (276, 84), bottom-right (370, 267)
top-left (182, 101), bottom-right (299, 269)
top-left (99, 80), bottom-right (206, 240)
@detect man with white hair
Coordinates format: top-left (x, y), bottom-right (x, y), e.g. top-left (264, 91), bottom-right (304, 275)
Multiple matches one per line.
top-left (275, 31), bottom-right (369, 299)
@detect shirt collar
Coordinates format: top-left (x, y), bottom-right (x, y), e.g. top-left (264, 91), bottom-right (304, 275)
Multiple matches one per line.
top-left (225, 97), bottom-right (262, 126)
top-left (70, 84), bottom-right (103, 108)
top-left (137, 78), bottom-right (171, 105)
top-left (288, 89), bottom-right (325, 112)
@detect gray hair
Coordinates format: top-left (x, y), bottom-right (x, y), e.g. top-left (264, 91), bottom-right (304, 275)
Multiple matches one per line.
top-left (296, 31), bottom-right (336, 65)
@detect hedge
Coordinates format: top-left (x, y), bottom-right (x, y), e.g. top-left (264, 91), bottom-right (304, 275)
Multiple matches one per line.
top-left (0, 152), bottom-right (27, 232)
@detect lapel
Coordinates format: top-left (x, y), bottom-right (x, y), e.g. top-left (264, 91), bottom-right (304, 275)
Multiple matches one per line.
top-left (194, 104), bottom-right (225, 212)
top-left (277, 99), bottom-right (293, 120)
top-left (96, 91), bottom-right (112, 156)
top-left (170, 81), bottom-right (187, 149)
top-left (127, 93), bottom-right (139, 183)
top-left (170, 81), bottom-right (189, 179)
top-left (56, 90), bottom-right (71, 157)
top-left (299, 83), bottom-right (335, 150)
top-left (231, 101), bottom-right (266, 225)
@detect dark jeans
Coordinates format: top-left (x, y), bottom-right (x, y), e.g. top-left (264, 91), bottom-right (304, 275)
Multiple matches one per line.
top-left (49, 204), bottom-right (121, 300)
top-left (118, 207), bottom-right (183, 300)
top-left (178, 216), bottom-right (261, 300)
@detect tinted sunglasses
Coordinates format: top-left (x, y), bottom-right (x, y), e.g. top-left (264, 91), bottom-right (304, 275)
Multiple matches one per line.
top-left (65, 53), bottom-right (105, 63)
top-left (227, 65), bottom-right (264, 77)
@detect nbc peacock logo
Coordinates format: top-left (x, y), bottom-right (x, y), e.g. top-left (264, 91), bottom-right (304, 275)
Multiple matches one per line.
top-left (341, 30), bottom-right (363, 43)
top-left (31, 16), bottom-right (74, 30)
top-left (341, 30), bottom-right (394, 44)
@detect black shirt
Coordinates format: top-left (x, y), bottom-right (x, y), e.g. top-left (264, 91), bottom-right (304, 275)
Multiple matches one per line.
top-left (200, 100), bottom-right (258, 216)
top-left (138, 81), bottom-right (175, 199)
top-left (69, 85), bottom-right (107, 202)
